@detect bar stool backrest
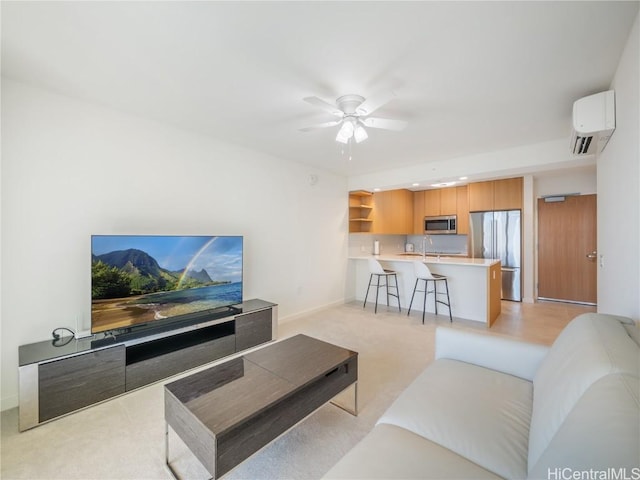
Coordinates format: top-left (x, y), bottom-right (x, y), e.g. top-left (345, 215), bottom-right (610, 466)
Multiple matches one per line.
top-left (368, 258), bottom-right (387, 275)
top-left (414, 260), bottom-right (436, 280)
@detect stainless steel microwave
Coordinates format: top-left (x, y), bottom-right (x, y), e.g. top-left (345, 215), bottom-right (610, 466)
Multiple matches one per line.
top-left (424, 215), bottom-right (457, 234)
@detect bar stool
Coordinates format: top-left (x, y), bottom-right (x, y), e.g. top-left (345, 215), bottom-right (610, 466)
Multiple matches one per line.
top-left (363, 258), bottom-right (401, 314)
top-left (407, 261), bottom-right (452, 323)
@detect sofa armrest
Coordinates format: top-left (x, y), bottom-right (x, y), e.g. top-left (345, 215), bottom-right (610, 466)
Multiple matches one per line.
top-left (435, 327), bottom-right (549, 381)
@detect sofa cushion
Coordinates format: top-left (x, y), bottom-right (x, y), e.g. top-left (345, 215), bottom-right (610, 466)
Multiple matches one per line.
top-left (529, 314), bottom-right (640, 471)
top-left (377, 359), bottom-right (533, 479)
top-left (528, 374), bottom-right (640, 478)
top-left (323, 423), bottom-right (501, 480)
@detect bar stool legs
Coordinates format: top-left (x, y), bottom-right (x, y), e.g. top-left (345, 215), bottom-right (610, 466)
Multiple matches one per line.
top-left (363, 258), bottom-right (401, 313)
top-left (407, 261), bottom-right (452, 323)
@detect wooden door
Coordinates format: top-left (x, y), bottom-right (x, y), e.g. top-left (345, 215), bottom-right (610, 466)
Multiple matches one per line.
top-left (537, 194), bottom-right (597, 304)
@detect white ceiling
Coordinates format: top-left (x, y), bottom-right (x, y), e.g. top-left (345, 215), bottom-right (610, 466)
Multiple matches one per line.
top-left (2, 1), bottom-right (638, 178)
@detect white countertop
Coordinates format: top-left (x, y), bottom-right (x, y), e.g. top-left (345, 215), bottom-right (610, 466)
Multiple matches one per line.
top-left (349, 253), bottom-right (500, 267)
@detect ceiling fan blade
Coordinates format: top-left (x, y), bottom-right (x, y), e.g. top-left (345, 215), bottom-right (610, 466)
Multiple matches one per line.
top-left (356, 90), bottom-right (396, 116)
top-left (361, 117), bottom-right (408, 131)
top-left (303, 96), bottom-right (344, 117)
top-left (299, 120), bottom-right (342, 132)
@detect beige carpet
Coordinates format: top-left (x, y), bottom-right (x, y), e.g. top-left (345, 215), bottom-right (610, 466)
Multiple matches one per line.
top-left (1, 300), bottom-right (571, 479)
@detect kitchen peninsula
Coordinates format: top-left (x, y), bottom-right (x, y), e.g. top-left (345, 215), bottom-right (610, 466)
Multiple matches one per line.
top-left (349, 254), bottom-right (501, 325)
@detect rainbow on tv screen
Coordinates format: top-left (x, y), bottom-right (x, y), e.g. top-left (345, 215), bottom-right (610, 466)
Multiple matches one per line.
top-left (91, 235), bottom-right (243, 334)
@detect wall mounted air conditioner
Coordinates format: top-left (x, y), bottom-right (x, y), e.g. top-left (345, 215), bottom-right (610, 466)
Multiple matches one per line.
top-left (570, 90), bottom-right (615, 155)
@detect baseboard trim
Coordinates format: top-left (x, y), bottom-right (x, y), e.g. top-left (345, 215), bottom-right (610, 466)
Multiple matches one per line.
top-left (1, 394), bottom-right (19, 412)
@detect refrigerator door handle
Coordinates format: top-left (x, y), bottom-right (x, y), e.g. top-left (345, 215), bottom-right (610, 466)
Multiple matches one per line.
top-left (502, 267), bottom-right (517, 272)
top-left (492, 218), bottom-right (498, 259)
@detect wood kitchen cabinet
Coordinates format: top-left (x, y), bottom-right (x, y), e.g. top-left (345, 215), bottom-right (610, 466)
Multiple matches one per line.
top-left (469, 177), bottom-right (522, 211)
top-left (424, 187), bottom-right (457, 216)
top-left (372, 189), bottom-right (413, 234)
top-left (440, 188), bottom-right (457, 215)
top-left (456, 185), bottom-right (469, 234)
top-left (494, 177), bottom-right (523, 210)
top-left (423, 189), bottom-right (441, 217)
top-left (348, 190), bottom-right (374, 233)
top-left (468, 181), bottom-right (495, 212)
top-left (413, 190), bottom-right (425, 234)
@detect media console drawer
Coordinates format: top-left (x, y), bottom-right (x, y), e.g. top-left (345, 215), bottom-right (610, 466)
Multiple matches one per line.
top-left (235, 308), bottom-right (274, 351)
top-left (38, 345), bottom-right (125, 422)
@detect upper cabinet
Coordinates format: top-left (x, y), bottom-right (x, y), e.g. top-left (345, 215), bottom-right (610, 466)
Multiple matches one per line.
top-left (469, 177), bottom-right (523, 212)
top-left (413, 190), bottom-right (425, 234)
top-left (456, 185), bottom-right (469, 235)
top-left (372, 189), bottom-right (413, 235)
top-left (468, 181), bottom-right (494, 211)
top-left (348, 190), bottom-right (373, 233)
top-left (493, 177), bottom-right (523, 210)
top-left (424, 187), bottom-right (457, 217)
top-left (440, 188), bottom-right (457, 215)
top-left (423, 189), bottom-right (441, 217)
top-left (350, 178), bottom-right (522, 235)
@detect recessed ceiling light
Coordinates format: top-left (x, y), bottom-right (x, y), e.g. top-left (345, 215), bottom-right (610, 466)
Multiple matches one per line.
top-left (373, 188), bottom-right (381, 192)
top-left (459, 176), bottom-right (468, 180)
top-left (430, 181), bottom-right (457, 188)
top-left (412, 183), bottom-right (420, 187)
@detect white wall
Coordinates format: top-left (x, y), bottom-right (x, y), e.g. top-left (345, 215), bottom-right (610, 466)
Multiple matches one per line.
top-left (534, 167), bottom-right (597, 198)
top-left (597, 12), bottom-right (640, 321)
top-left (0, 80), bottom-right (348, 410)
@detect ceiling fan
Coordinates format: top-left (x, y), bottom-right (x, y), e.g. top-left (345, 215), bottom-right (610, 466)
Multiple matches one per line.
top-left (299, 91), bottom-right (408, 144)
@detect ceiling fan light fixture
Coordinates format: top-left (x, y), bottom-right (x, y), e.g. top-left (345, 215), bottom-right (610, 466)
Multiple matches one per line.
top-left (336, 130), bottom-right (350, 144)
top-left (302, 92), bottom-right (406, 147)
top-left (336, 119), bottom-right (355, 143)
top-left (354, 124), bottom-right (368, 143)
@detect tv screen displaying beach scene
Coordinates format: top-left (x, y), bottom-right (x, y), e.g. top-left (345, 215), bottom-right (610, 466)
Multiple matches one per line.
top-left (91, 235), bottom-right (243, 334)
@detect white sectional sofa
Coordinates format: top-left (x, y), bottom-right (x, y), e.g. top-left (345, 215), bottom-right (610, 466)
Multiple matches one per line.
top-left (325, 313), bottom-right (640, 479)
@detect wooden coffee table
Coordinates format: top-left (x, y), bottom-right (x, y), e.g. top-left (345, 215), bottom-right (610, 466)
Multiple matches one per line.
top-left (164, 334), bottom-right (358, 479)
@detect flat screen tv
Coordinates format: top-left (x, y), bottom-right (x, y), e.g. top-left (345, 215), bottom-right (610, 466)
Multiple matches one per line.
top-left (91, 235), bottom-right (243, 334)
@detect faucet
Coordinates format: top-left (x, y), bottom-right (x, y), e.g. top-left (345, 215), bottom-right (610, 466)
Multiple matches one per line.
top-left (422, 235), bottom-right (433, 260)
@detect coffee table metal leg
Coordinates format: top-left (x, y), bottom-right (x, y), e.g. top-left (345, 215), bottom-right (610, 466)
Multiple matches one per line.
top-left (330, 382), bottom-right (358, 416)
top-left (165, 423), bottom-right (213, 480)
top-left (165, 423), bottom-right (181, 480)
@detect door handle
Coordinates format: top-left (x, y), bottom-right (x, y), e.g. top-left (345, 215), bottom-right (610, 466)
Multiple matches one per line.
top-left (586, 251), bottom-right (597, 259)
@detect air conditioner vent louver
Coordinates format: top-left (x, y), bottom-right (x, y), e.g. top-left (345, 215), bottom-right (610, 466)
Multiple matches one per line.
top-left (572, 135), bottom-right (593, 155)
top-left (570, 90), bottom-right (615, 156)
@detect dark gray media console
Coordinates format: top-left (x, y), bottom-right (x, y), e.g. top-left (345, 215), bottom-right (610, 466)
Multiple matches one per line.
top-left (18, 299), bottom-right (277, 431)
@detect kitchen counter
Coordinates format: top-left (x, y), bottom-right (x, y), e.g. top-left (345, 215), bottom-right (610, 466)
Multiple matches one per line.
top-left (349, 253), bottom-right (499, 267)
top-left (349, 255), bottom-right (501, 325)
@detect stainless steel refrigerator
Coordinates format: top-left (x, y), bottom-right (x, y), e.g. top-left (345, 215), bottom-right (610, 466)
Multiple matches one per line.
top-left (470, 210), bottom-right (522, 301)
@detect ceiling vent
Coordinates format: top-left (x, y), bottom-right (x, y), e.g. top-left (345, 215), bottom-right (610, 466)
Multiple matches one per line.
top-left (570, 90), bottom-right (615, 155)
